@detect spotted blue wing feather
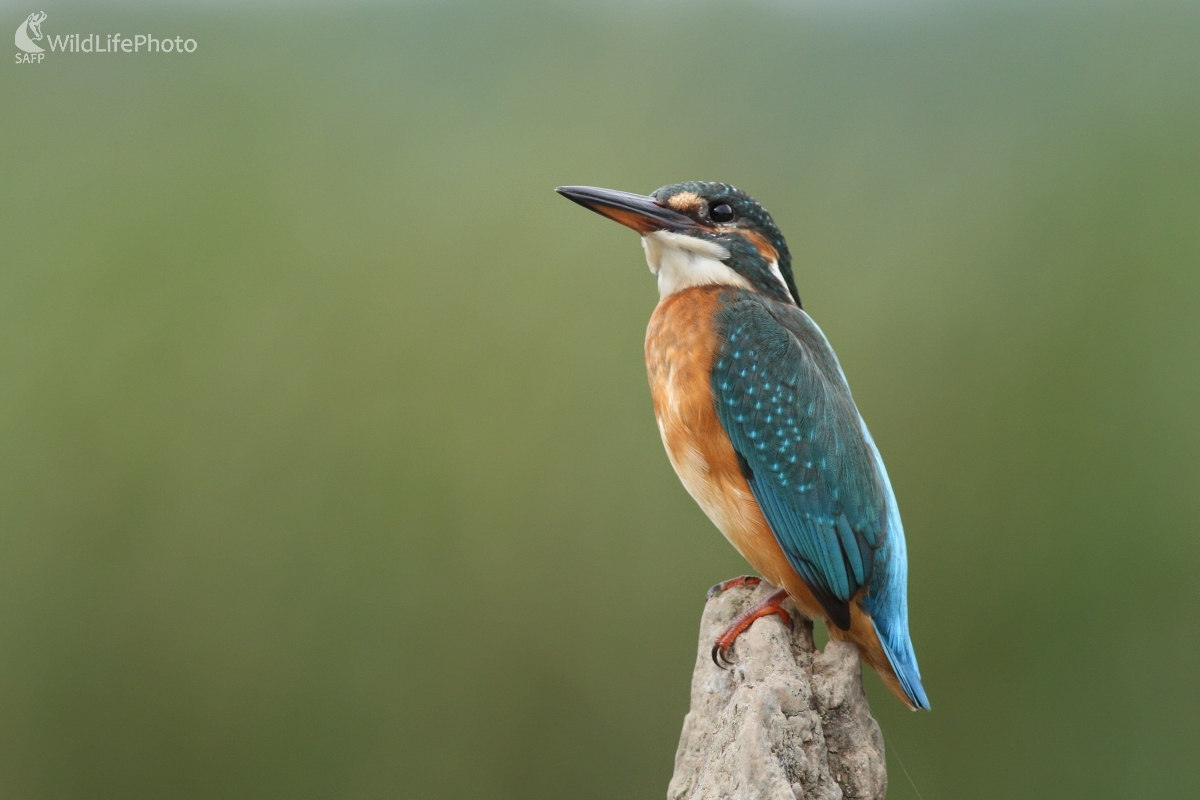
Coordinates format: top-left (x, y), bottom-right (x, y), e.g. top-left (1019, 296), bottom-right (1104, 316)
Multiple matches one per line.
top-left (712, 292), bottom-right (887, 630)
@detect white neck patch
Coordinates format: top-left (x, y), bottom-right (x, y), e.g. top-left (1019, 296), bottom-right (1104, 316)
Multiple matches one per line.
top-left (641, 230), bottom-right (746, 299)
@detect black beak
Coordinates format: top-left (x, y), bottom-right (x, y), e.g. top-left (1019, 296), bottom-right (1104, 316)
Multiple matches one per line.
top-left (555, 185), bottom-right (701, 234)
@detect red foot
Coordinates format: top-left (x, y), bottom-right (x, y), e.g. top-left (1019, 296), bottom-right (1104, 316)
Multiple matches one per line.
top-left (711, 587), bottom-right (791, 669)
top-left (706, 575), bottom-right (762, 600)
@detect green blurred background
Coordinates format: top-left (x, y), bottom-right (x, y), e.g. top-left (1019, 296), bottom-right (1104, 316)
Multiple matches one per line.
top-left (3, 0), bottom-right (1199, 797)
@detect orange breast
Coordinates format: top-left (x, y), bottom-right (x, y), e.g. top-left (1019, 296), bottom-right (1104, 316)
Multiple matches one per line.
top-left (644, 286), bottom-right (823, 620)
top-left (644, 286), bottom-right (914, 707)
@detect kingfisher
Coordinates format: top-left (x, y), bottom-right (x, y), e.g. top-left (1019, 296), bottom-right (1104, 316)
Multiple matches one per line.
top-left (556, 182), bottom-right (929, 710)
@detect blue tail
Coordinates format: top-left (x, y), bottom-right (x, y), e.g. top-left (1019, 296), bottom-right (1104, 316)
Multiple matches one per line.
top-left (872, 615), bottom-right (930, 710)
top-left (860, 424), bottom-right (930, 710)
top-left (861, 512), bottom-right (930, 710)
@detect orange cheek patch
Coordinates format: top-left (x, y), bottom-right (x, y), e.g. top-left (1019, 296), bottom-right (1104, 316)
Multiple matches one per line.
top-left (740, 229), bottom-right (779, 262)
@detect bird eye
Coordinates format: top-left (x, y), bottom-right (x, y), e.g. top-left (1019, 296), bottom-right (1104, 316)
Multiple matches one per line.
top-left (710, 203), bottom-right (735, 223)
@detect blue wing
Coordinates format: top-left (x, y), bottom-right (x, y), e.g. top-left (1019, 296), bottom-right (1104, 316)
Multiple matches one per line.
top-left (712, 292), bottom-right (887, 630)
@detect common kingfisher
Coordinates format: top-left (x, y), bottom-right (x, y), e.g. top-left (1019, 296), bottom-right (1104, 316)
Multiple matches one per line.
top-left (556, 182), bottom-right (929, 710)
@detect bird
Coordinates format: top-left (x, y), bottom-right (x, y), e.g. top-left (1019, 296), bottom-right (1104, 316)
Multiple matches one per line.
top-left (556, 182), bottom-right (929, 710)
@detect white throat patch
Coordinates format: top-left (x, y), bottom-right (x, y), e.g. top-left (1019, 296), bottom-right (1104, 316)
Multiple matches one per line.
top-left (641, 231), bottom-right (746, 298)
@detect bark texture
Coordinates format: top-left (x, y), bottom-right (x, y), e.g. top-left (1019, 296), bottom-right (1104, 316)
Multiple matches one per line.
top-left (668, 581), bottom-right (887, 800)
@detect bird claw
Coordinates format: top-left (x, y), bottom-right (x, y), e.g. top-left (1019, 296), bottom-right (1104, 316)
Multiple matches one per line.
top-left (708, 587), bottom-right (791, 671)
top-left (706, 574), bottom-right (763, 601)
top-left (711, 642), bottom-right (735, 670)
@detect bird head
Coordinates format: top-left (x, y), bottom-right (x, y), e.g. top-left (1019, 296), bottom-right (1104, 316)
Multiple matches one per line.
top-left (556, 181), bottom-right (800, 307)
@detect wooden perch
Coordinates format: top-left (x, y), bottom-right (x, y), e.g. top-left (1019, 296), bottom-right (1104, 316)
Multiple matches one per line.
top-left (669, 581), bottom-right (887, 800)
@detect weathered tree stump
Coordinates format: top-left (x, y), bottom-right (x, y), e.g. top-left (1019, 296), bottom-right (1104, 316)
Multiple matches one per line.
top-left (669, 581), bottom-right (887, 800)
